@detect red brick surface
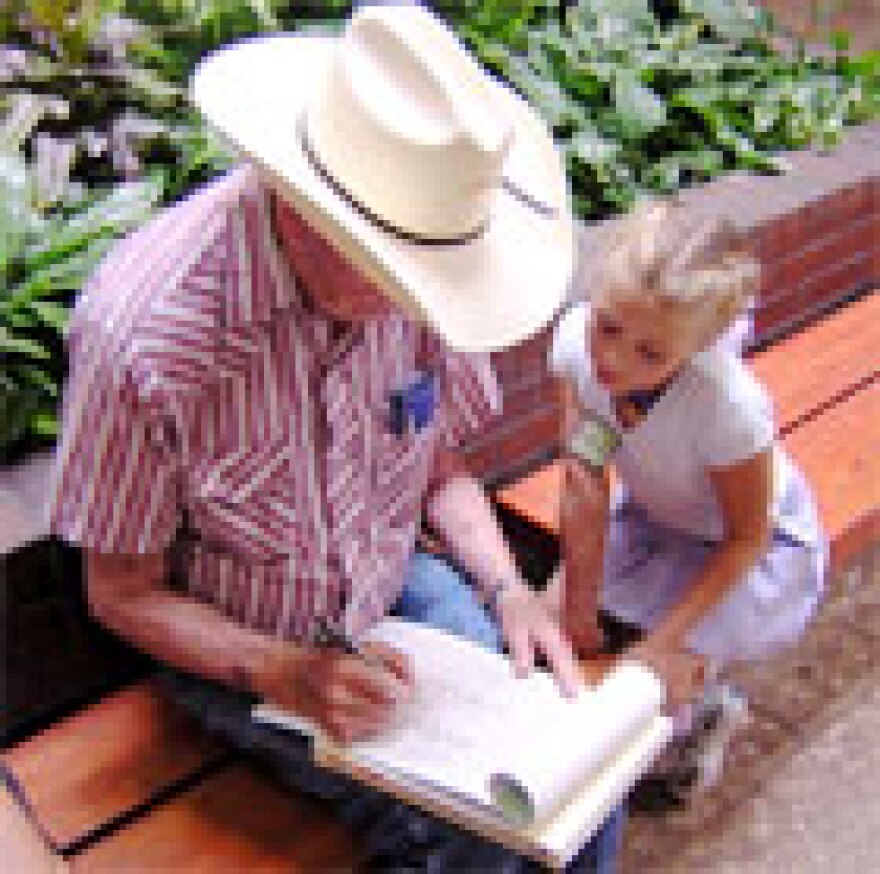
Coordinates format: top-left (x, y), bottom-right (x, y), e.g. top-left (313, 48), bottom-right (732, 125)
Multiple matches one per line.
top-left (760, 211), bottom-right (877, 293)
top-left (757, 253), bottom-right (876, 338)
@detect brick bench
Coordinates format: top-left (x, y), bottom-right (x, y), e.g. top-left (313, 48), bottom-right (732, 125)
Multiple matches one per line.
top-left (1, 294), bottom-right (875, 869)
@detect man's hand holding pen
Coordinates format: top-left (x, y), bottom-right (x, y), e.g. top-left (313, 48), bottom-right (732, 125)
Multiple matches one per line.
top-left (253, 628), bottom-right (415, 744)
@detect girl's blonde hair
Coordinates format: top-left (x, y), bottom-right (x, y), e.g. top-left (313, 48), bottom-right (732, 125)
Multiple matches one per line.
top-left (586, 199), bottom-right (761, 328)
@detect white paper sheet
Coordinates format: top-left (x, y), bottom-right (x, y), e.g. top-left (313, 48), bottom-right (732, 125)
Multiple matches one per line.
top-left (338, 621), bottom-right (666, 825)
top-left (252, 620), bottom-right (668, 831)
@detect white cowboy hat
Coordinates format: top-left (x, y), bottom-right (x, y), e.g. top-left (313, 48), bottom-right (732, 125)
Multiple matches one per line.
top-left (190, 3), bottom-right (574, 352)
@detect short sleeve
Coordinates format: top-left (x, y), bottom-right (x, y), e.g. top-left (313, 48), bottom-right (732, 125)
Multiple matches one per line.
top-left (548, 303), bottom-right (589, 380)
top-left (698, 358), bottom-right (776, 469)
top-left (48, 324), bottom-right (181, 554)
top-left (548, 302), bottom-right (610, 418)
top-left (426, 339), bottom-right (501, 450)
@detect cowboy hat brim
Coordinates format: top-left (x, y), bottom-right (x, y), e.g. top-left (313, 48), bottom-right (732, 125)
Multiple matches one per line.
top-left (190, 34), bottom-right (574, 352)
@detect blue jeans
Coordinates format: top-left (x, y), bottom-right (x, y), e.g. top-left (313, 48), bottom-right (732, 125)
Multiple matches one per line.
top-left (161, 551), bottom-right (624, 873)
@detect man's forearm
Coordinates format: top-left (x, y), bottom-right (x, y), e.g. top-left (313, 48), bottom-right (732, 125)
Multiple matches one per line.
top-left (90, 577), bottom-right (290, 694)
top-left (426, 467), bottom-right (582, 692)
top-left (425, 473), bottom-right (525, 601)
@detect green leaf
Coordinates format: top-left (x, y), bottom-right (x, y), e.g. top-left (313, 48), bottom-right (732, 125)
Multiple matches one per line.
top-left (29, 300), bottom-right (70, 331)
top-left (60, 176), bottom-right (163, 241)
top-left (29, 410), bottom-right (58, 438)
top-left (505, 55), bottom-right (583, 129)
top-left (0, 152), bottom-right (46, 271)
top-left (12, 246), bottom-right (111, 302)
top-left (680, 0), bottom-right (763, 42)
top-left (830, 31), bottom-right (851, 53)
top-left (21, 177), bottom-right (161, 273)
top-left (1, 93), bottom-right (57, 152)
top-left (570, 0), bottom-right (653, 31)
top-left (0, 382), bottom-right (40, 453)
top-left (567, 128), bottom-right (620, 166)
top-left (0, 328), bottom-right (51, 360)
top-left (613, 69), bottom-right (667, 133)
top-left (15, 364), bottom-right (58, 395)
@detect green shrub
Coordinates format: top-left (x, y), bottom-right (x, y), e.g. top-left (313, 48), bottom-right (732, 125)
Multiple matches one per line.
top-left (462, 0), bottom-right (878, 217)
top-left (0, 146), bottom-right (163, 461)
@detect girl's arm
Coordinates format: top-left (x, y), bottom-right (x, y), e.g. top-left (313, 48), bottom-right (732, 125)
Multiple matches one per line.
top-left (552, 377), bottom-right (612, 657)
top-left (632, 448), bottom-right (774, 707)
top-left (558, 459), bottom-right (611, 656)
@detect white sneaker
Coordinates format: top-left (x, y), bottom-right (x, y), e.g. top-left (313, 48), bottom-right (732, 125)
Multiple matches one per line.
top-left (631, 683), bottom-right (750, 812)
top-left (691, 683), bottom-right (750, 792)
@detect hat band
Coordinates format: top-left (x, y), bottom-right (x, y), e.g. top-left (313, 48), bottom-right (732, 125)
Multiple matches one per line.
top-left (300, 117), bottom-right (558, 248)
top-left (299, 119), bottom-right (489, 248)
top-left (501, 178), bottom-right (558, 219)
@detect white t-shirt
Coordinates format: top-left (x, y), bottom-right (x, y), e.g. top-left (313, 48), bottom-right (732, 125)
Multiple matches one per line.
top-left (549, 303), bottom-right (815, 544)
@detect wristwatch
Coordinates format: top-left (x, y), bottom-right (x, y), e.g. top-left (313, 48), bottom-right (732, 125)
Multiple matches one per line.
top-left (565, 414), bottom-right (622, 471)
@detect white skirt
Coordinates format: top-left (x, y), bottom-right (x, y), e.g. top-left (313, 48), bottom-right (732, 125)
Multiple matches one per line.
top-left (601, 472), bottom-right (827, 665)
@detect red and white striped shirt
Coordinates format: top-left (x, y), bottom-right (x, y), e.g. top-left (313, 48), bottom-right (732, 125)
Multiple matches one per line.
top-left (49, 164), bottom-right (501, 643)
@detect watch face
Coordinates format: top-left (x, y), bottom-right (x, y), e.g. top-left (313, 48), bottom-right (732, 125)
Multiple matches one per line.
top-left (567, 413), bottom-right (621, 467)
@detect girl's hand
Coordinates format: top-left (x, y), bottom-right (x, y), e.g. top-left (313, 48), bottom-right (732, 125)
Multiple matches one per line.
top-left (564, 613), bottom-right (606, 661)
top-left (496, 584), bottom-right (581, 698)
top-left (628, 639), bottom-right (707, 713)
top-left (546, 566), bottom-right (607, 660)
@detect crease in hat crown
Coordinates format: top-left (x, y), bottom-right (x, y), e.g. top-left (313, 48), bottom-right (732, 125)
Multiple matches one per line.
top-left (304, 4), bottom-right (515, 241)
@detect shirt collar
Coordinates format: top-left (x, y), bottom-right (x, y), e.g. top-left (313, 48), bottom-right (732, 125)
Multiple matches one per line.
top-left (223, 168), bottom-right (301, 329)
top-left (222, 166), bottom-right (397, 367)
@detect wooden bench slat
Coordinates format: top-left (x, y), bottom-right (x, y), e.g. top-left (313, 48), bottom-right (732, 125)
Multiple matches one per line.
top-left (70, 765), bottom-right (361, 873)
top-left (784, 383), bottom-right (880, 568)
top-left (751, 292), bottom-right (880, 434)
top-left (495, 461), bottom-right (564, 537)
top-left (0, 680), bottom-right (226, 851)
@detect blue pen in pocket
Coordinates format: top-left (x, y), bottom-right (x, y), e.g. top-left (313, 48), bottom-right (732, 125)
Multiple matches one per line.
top-left (388, 370), bottom-right (436, 437)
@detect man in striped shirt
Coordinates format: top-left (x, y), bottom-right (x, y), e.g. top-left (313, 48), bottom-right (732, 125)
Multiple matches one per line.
top-left (49, 165), bottom-right (606, 868)
top-left (48, 8), bottom-right (625, 871)
top-left (50, 163), bottom-right (579, 732)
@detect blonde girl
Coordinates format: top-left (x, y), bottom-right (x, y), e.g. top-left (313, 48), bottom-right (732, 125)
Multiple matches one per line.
top-left (548, 201), bottom-right (826, 794)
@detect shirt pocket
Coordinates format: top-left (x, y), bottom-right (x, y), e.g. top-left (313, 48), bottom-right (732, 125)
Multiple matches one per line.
top-left (371, 413), bottom-right (438, 527)
top-left (185, 432), bottom-right (309, 565)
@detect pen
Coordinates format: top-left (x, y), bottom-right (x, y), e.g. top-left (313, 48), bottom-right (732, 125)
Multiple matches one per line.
top-left (314, 619), bottom-right (399, 678)
top-left (315, 619), bottom-right (361, 655)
